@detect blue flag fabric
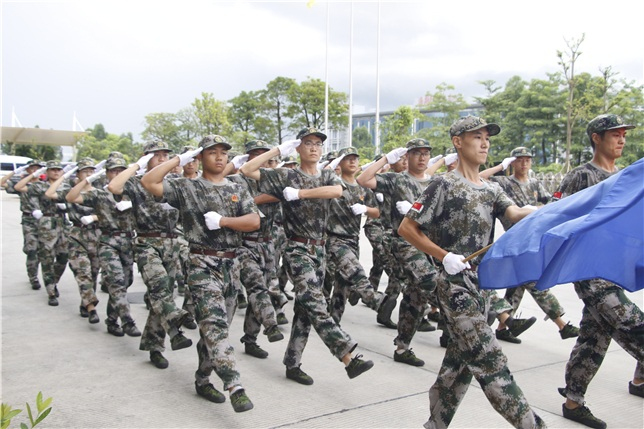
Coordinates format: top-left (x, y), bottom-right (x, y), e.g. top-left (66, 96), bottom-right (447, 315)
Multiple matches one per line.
top-left (479, 158), bottom-right (644, 292)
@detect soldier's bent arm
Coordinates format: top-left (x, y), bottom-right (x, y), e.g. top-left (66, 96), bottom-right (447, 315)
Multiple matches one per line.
top-left (14, 172), bottom-right (38, 193)
top-left (503, 205), bottom-right (536, 225)
top-left (45, 175), bottom-right (66, 200)
top-left (66, 179), bottom-right (87, 204)
top-left (365, 206), bottom-right (380, 219)
top-left (254, 193), bottom-right (280, 205)
top-left (356, 156), bottom-right (388, 190)
top-left (219, 212), bottom-right (261, 232)
top-left (398, 217), bottom-right (447, 262)
top-left (141, 157), bottom-right (179, 197)
top-left (107, 164), bottom-right (139, 195)
top-left (240, 147), bottom-right (281, 181)
top-left (0, 171), bottom-right (14, 188)
top-left (298, 185), bottom-right (342, 200)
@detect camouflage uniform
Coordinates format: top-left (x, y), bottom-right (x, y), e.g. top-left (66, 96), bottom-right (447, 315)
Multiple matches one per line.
top-left (163, 172), bottom-right (257, 391)
top-left (122, 174), bottom-right (191, 353)
top-left (559, 161), bottom-right (644, 405)
top-left (27, 163), bottom-right (70, 300)
top-left (408, 171), bottom-right (544, 429)
top-left (258, 167), bottom-right (358, 369)
top-left (363, 190), bottom-right (386, 290)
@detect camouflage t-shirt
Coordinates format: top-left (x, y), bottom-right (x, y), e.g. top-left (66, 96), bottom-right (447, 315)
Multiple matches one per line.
top-left (363, 188), bottom-right (383, 229)
top-left (163, 177), bottom-right (257, 250)
top-left (228, 173), bottom-right (278, 237)
top-left (6, 180), bottom-right (39, 213)
top-left (558, 162), bottom-right (617, 197)
top-left (27, 181), bottom-right (70, 215)
top-left (489, 176), bottom-right (550, 230)
top-left (406, 171), bottom-right (514, 265)
top-left (259, 167), bottom-right (341, 240)
top-left (376, 171), bottom-right (433, 234)
top-left (54, 185), bottom-right (94, 224)
top-left (327, 179), bottom-right (377, 238)
top-left (371, 172), bottom-right (397, 230)
top-left (81, 188), bottom-right (133, 232)
top-left (123, 175), bottom-right (179, 233)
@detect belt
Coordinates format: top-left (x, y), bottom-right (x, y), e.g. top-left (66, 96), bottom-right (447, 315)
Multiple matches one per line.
top-left (107, 231), bottom-right (133, 238)
top-left (71, 221), bottom-right (97, 229)
top-left (189, 248), bottom-right (236, 258)
top-left (243, 236), bottom-right (271, 243)
top-left (22, 211), bottom-right (32, 216)
top-left (42, 213), bottom-right (63, 217)
top-left (137, 231), bottom-right (177, 239)
top-left (289, 235), bottom-right (326, 246)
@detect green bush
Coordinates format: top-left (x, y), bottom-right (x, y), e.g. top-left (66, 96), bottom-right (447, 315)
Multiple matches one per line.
top-left (1, 392), bottom-right (52, 429)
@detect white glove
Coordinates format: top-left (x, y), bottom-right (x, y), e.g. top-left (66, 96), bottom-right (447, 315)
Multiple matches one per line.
top-left (63, 166), bottom-right (78, 179)
top-left (385, 148), bottom-right (408, 164)
top-left (283, 187), bottom-right (300, 201)
top-left (278, 139), bottom-right (301, 157)
top-left (56, 203), bottom-right (67, 210)
top-left (442, 252), bottom-right (471, 275)
top-left (231, 154), bottom-right (249, 169)
top-left (523, 204), bottom-right (538, 211)
top-left (375, 192), bottom-right (384, 203)
top-left (396, 200), bottom-right (412, 215)
top-left (276, 161), bottom-right (285, 168)
top-left (204, 211), bottom-right (222, 230)
top-left (159, 202), bottom-right (175, 210)
top-left (95, 160), bottom-right (107, 170)
top-left (32, 210), bottom-right (43, 220)
top-left (317, 160), bottom-right (330, 170)
top-left (86, 169), bottom-right (105, 184)
top-left (361, 160), bottom-right (376, 171)
top-left (328, 154), bottom-right (346, 170)
top-left (14, 165), bottom-right (29, 175)
top-left (132, 153), bottom-right (154, 170)
top-left (444, 153), bottom-right (458, 166)
top-left (428, 155), bottom-right (443, 166)
top-left (179, 147), bottom-right (203, 167)
top-left (501, 157), bottom-right (517, 170)
top-left (351, 203), bottom-right (367, 216)
top-left (62, 163), bottom-right (75, 173)
top-left (80, 215), bottom-right (95, 225)
top-left (115, 201), bottom-right (132, 211)
top-left (32, 167), bottom-right (47, 177)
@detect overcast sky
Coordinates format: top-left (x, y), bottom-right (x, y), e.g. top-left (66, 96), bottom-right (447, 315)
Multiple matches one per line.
top-left (2, 0), bottom-right (643, 142)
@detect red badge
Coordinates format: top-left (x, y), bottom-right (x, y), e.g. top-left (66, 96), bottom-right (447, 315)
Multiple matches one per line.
top-left (231, 195), bottom-right (239, 202)
top-left (411, 202), bottom-right (423, 212)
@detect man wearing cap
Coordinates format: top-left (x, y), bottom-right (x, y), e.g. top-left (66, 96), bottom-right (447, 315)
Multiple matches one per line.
top-left (556, 114), bottom-right (644, 429)
top-left (141, 134), bottom-right (258, 413)
top-left (398, 115), bottom-right (545, 429)
top-left (358, 138), bottom-right (444, 367)
top-left (240, 127), bottom-right (375, 385)
top-left (480, 147), bottom-right (580, 342)
top-left (16, 160), bottom-right (69, 306)
top-left (108, 140), bottom-right (194, 369)
top-left (3, 160), bottom-right (46, 290)
top-left (45, 158), bottom-right (102, 323)
top-left (66, 156), bottom-right (142, 338)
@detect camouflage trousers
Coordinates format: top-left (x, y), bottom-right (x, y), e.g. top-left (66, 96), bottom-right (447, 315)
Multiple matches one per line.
top-left (504, 282), bottom-right (565, 320)
top-left (21, 215), bottom-right (41, 288)
top-left (99, 235), bottom-right (135, 326)
top-left (136, 236), bottom-right (190, 353)
top-left (564, 279), bottom-right (644, 405)
top-left (264, 239), bottom-right (288, 309)
top-left (327, 235), bottom-right (384, 323)
top-left (426, 270), bottom-right (545, 429)
top-left (175, 235), bottom-right (195, 318)
top-left (380, 231), bottom-right (406, 298)
top-left (393, 237), bottom-right (438, 350)
top-left (481, 290), bottom-right (513, 322)
top-left (238, 239), bottom-right (279, 345)
top-left (68, 225), bottom-right (100, 308)
top-left (189, 253), bottom-right (241, 391)
top-left (272, 224), bottom-right (290, 292)
top-left (37, 215), bottom-right (68, 297)
top-left (282, 240), bottom-right (357, 369)
top-left (364, 224), bottom-right (386, 290)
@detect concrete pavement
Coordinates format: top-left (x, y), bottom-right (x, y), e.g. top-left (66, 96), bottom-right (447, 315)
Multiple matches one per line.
top-left (1, 191), bottom-right (642, 428)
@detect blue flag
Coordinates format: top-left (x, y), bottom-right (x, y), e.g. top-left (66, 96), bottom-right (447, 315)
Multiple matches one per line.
top-left (479, 158), bottom-right (644, 292)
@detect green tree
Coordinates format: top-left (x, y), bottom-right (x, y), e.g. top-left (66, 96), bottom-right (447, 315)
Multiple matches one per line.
top-left (141, 112), bottom-right (182, 151)
top-left (264, 76), bottom-right (296, 143)
top-left (352, 126), bottom-right (374, 161)
top-left (228, 90), bottom-right (275, 145)
top-left (286, 77), bottom-right (348, 133)
top-left (192, 92), bottom-right (231, 137)
top-left (380, 106), bottom-right (423, 153)
top-left (417, 83), bottom-right (468, 156)
top-left (76, 125), bottom-right (141, 162)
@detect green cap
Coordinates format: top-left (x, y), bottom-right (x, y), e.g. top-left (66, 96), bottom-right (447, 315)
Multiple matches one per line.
top-left (106, 157), bottom-right (128, 170)
top-left (282, 155), bottom-right (298, 165)
top-left (181, 145), bottom-right (197, 154)
top-left (143, 139), bottom-right (171, 154)
top-left (26, 159), bottom-right (45, 168)
top-left (199, 135), bottom-right (232, 150)
top-left (245, 140), bottom-right (272, 154)
top-left (406, 138), bottom-right (432, 151)
top-left (107, 151), bottom-right (125, 160)
top-left (510, 147), bottom-right (533, 158)
top-left (46, 160), bottom-right (63, 170)
top-left (324, 151), bottom-right (338, 162)
top-left (444, 147), bottom-right (456, 156)
top-left (587, 114), bottom-right (635, 139)
top-left (338, 146), bottom-right (359, 157)
top-left (77, 157), bottom-right (96, 171)
top-left (296, 127), bottom-right (327, 142)
top-left (449, 116), bottom-right (500, 138)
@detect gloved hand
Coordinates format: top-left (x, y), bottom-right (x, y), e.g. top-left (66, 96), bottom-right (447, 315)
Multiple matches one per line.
top-left (86, 169), bottom-right (105, 184)
top-left (63, 166), bottom-right (78, 179)
top-left (501, 157), bottom-right (517, 170)
top-left (428, 155), bottom-right (443, 166)
top-left (133, 153), bottom-right (155, 170)
top-left (442, 252), bottom-right (471, 275)
top-left (14, 165), bottom-right (29, 175)
top-left (32, 167), bottom-right (47, 177)
top-left (204, 211), bottom-right (222, 230)
top-left (375, 192), bottom-right (384, 203)
top-left (361, 160), bottom-right (376, 171)
top-left (80, 215), bottom-right (95, 225)
top-left (278, 139), bottom-right (301, 157)
top-left (276, 161), bottom-right (285, 168)
top-left (386, 148), bottom-right (408, 164)
top-left (350, 203), bottom-right (367, 216)
top-left (523, 205), bottom-right (538, 211)
top-left (63, 163), bottom-right (76, 173)
top-left (95, 160), bottom-right (107, 170)
top-left (159, 202), bottom-right (175, 210)
top-left (317, 160), bottom-right (330, 170)
top-left (283, 187), bottom-right (300, 201)
top-left (231, 154), bottom-right (249, 169)
top-left (444, 153), bottom-right (458, 166)
top-left (396, 200), bottom-right (412, 215)
top-left (56, 203), bottom-right (67, 210)
top-left (115, 201), bottom-right (132, 211)
top-left (179, 147), bottom-right (203, 167)
top-left (32, 210), bottom-right (43, 220)
top-left (328, 154), bottom-right (346, 170)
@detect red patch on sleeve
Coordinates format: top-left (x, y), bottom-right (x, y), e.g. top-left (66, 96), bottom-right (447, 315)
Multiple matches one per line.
top-left (411, 202), bottom-right (423, 212)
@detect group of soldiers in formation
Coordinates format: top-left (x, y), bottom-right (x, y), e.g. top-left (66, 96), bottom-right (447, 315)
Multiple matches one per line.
top-left (2, 113), bottom-right (642, 428)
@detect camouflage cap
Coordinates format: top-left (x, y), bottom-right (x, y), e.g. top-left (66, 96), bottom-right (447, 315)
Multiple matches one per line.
top-left (324, 151), bottom-right (338, 162)
top-left (105, 157), bottom-right (128, 170)
top-left (26, 159), bottom-right (45, 168)
top-left (444, 147), bottom-right (456, 155)
top-left (296, 127), bottom-right (327, 142)
top-left (46, 160), bottom-right (63, 170)
top-left (143, 139), bottom-right (171, 154)
top-left (76, 157), bottom-right (96, 171)
top-left (338, 146), bottom-right (359, 157)
top-left (373, 153), bottom-right (384, 162)
top-left (282, 155), bottom-right (298, 165)
top-left (510, 146), bottom-right (533, 158)
top-left (199, 134), bottom-right (232, 151)
top-left (107, 151), bottom-right (125, 160)
top-left (449, 115), bottom-right (501, 138)
top-left (244, 140), bottom-right (272, 154)
top-left (181, 145), bottom-right (197, 154)
top-left (587, 114), bottom-right (635, 139)
top-left (406, 138), bottom-right (432, 151)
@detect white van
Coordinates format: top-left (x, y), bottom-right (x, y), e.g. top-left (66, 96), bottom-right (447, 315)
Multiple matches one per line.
top-left (0, 155), bottom-right (33, 177)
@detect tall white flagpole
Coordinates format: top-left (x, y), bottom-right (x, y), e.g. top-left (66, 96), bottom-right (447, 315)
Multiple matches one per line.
top-left (324, 1), bottom-right (330, 151)
top-left (374, 0), bottom-right (381, 155)
top-left (347, 1), bottom-right (353, 148)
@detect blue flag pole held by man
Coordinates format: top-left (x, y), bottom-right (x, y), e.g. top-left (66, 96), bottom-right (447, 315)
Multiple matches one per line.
top-left (478, 157), bottom-right (644, 292)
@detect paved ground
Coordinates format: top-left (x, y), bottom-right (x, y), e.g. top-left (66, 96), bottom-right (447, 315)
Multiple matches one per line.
top-left (1, 191), bottom-right (642, 428)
